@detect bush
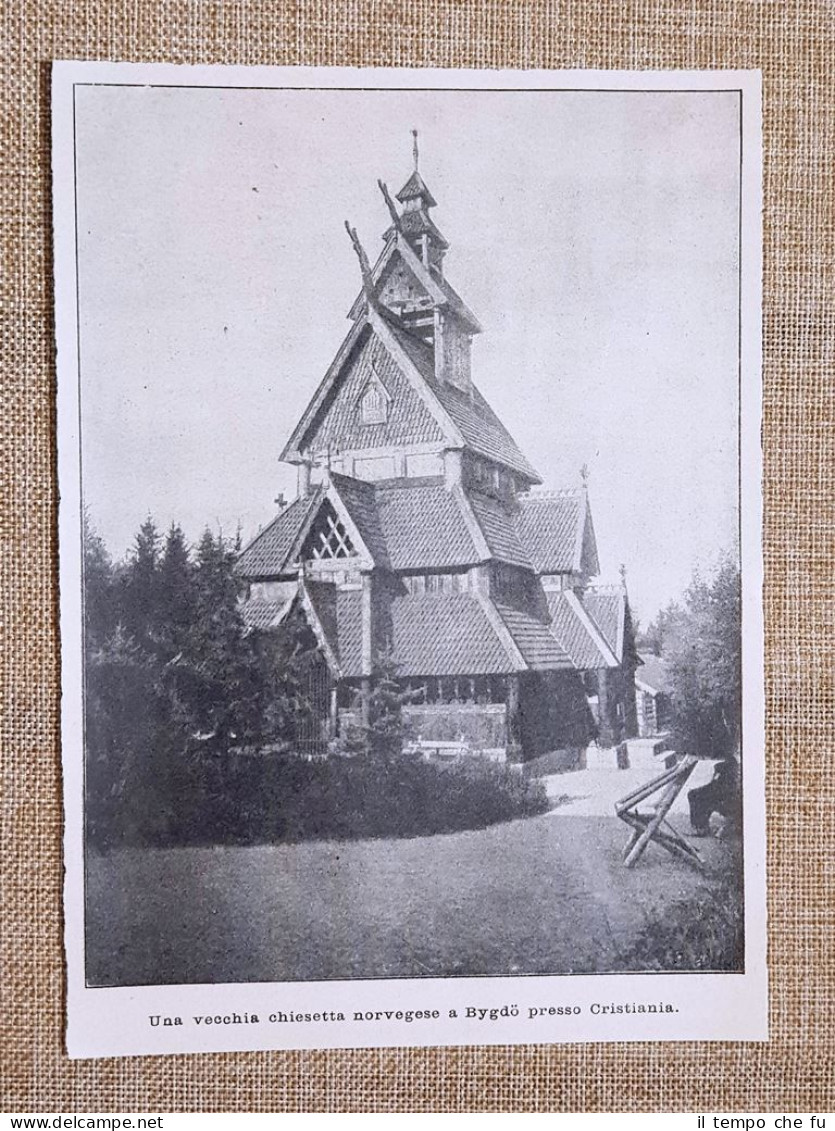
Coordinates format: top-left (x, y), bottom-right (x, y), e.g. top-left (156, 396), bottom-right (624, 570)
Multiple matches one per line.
top-left (91, 748), bottom-right (550, 849)
top-left (618, 860), bottom-right (744, 972)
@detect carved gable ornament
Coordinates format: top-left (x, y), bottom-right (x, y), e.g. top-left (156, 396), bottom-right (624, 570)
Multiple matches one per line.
top-left (358, 366), bottom-right (392, 425)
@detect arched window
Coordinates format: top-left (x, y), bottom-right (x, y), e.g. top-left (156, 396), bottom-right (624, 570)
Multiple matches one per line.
top-left (359, 374), bottom-right (389, 425)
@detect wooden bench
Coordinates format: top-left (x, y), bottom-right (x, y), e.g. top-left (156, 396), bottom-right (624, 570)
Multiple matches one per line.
top-left (615, 754), bottom-right (706, 871)
top-left (407, 739), bottom-right (470, 761)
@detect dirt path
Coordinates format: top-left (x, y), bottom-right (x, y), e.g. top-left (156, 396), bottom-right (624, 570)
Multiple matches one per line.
top-left (541, 758), bottom-right (717, 818)
top-left (86, 812), bottom-right (728, 987)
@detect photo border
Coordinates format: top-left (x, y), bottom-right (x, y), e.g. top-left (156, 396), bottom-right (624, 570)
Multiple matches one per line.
top-left (53, 61), bottom-right (766, 1058)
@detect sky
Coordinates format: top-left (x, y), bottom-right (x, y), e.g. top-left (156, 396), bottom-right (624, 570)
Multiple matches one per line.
top-left (74, 83), bottom-right (741, 622)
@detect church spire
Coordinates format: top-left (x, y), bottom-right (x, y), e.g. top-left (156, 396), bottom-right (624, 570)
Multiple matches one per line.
top-left (391, 131), bottom-right (448, 262)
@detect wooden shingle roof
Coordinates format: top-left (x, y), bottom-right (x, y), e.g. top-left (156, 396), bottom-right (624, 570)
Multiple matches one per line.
top-left (389, 321), bottom-right (542, 483)
top-left (494, 603), bottom-right (574, 671)
top-left (329, 473), bottom-right (390, 568)
top-left (375, 478), bottom-right (483, 570)
top-left (388, 593), bottom-right (515, 676)
top-left (467, 493), bottom-right (532, 569)
top-left (396, 170), bottom-right (437, 206)
top-left (583, 588), bottom-right (626, 662)
top-left (302, 328), bottom-right (444, 454)
top-left (235, 491), bottom-right (322, 579)
top-left (239, 597), bottom-right (292, 631)
top-left (516, 491), bottom-right (591, 574)
top-left (546, 591), bottom-right (618, 669)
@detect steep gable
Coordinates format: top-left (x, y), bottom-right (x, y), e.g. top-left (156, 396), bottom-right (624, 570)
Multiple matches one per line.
top-left (377, 253), bottom-right (435, 316)
top-left (236, 490), bottom-right (323, 579)
top-left (583, 588), bottom-right (625, 661)
top-left (517, 490), bottom-right (598, 575)
top-left (302, 327), bottom-right (444, 454)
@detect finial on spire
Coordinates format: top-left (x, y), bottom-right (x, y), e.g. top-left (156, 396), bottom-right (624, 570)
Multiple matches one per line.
top-left (412, 128), bottom-right (419, 171)
top-left (619, 563), bottom-right (628, 586)
top-left (580, 462), bottom-right (590, 486)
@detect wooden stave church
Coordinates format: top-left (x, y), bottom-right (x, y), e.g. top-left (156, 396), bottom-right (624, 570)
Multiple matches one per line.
top-left (236, 144), bottom-right (639, 762)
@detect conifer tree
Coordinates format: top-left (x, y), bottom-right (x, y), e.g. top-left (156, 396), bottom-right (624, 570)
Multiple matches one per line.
top-left (82, 510), bottom-right (116, 654)
top-left (158, 523), bottom-right (195, 656)
top-left (359, 649), bottom-right (413, 760)
top-left (123, 516), bottom-right (162, 650)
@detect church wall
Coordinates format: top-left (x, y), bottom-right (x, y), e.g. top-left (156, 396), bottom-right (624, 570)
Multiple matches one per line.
top-left (249, 579), bottom-right (297, 602)
top-left (337, 703), bottom-right (507, 757)
top-left (404, 703), bottom-right (506, 752)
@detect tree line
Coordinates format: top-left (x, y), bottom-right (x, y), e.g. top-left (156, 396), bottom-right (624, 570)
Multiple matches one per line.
top-left (83, 515), bottom-right (315, 846)
top-left (636, 555), bottom-right (742, 761)
top-left (83, 515), bottom-right (548, 849)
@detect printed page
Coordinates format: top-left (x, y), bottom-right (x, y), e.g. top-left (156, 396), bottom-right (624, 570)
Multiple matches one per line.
top-left (52, 62), bottom-right (766, 1058)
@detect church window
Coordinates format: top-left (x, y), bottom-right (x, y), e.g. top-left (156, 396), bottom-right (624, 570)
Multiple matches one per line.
top-left (359, 373), bottom-right (390, 425)
top-left (302, 500), bottom-right (355, 561)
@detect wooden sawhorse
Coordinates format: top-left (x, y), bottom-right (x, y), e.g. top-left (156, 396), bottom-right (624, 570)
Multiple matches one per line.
top-left (615, 754), bottom-right (706, 871)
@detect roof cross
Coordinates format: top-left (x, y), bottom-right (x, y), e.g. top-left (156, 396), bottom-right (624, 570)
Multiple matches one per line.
top-left (412, 128), bottom-right (419, 171)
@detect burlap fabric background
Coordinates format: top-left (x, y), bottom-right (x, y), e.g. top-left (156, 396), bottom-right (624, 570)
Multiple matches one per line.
top-left (2, 0), bottom-right (833, 1113)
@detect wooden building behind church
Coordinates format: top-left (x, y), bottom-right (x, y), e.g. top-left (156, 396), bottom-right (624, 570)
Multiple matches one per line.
top-left (236, 145), bottom-right (639, 762)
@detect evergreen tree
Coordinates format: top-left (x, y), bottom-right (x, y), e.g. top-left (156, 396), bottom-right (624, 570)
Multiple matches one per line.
top-left (169, 527), bottom-right (252, 744)
top-left (663, 557), bottom-right (741, 760)
top-left (340, 649), bottom-right (414, 760)
top-left (158, 523), bottom-right (195, 655)
top-left (82, 510), bottom-right (116, 654)
top-left (122, 516), bottom-right (162, 649)
top-left (637, 600), bottom-right (681, 657)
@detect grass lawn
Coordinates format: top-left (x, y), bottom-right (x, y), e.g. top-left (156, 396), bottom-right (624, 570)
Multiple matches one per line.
top-left (85, 812), bottom-right (735, 986)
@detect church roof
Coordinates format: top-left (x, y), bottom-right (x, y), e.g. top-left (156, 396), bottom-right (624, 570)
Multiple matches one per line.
top-left (546, 590), bottom-right (618, 669)
top-left (582, 587), bottom-right (626, 662)
top-left (236, 475), bottom-right (496, 580)
top-left (388, 321), bottom-right (541, 483)
top-left (329, 473), bottom-right (390, 567)
top-left (239, 597), bottom-right (292, 630)
top-left (235, 490), bottom-right (323, 578)
top-left (396, 170), bottom-right (437, 207)
top-left (516, 490), bottom-right (592, 574)
top-left (388, 592), bottom-right (516, 676)
top-left (467, 493), bottom-right (532, 569)
top-left (237, 468), bottom-right (599, 582)
top-left (493, 603), bottom-right (574, 671)
top-left (301, 325), bottom-right (445, 454)
top-left (297, 586), bottom-right (518, 678)
top-left (348, 238), bottom-right (480, 332)
top-left (393, 208), bottom-right (449, 250)
top-left (375, 478), bottom-right (482, 569)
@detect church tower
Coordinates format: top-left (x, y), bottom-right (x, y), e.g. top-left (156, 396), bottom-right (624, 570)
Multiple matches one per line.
top-left (236, 137), bottom-right (638, 761)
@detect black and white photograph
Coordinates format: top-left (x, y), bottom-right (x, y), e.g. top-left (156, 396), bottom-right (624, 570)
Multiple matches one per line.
top-left (53, 64), bottom-right (765, 1057)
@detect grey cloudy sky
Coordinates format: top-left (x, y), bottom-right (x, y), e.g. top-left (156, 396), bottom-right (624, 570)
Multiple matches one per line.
top-left (74, 83), bottom-right (740, 621)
